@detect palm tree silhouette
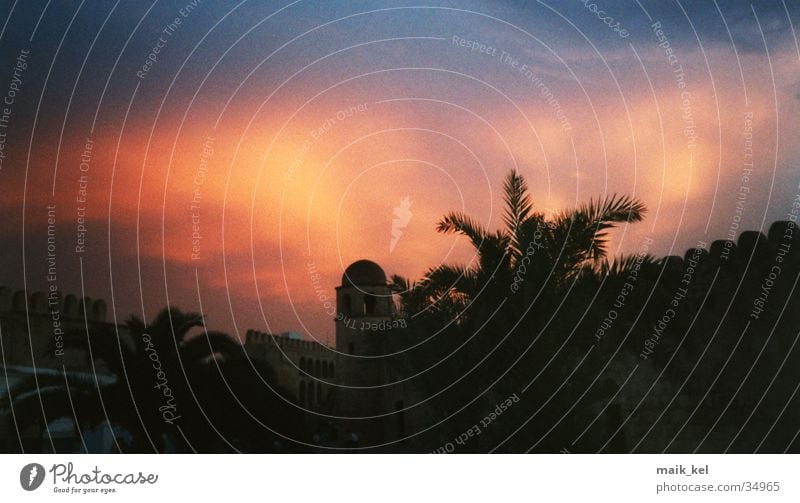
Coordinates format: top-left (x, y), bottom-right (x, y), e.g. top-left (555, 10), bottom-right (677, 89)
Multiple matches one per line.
top-left (2, 307), bottom-right (243, 452)
top-left (394, 169), bottom-right (648, 321)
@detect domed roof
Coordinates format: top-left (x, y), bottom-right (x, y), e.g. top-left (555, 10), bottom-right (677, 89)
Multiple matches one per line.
top-left (341, 260), bottom-right (386, 287)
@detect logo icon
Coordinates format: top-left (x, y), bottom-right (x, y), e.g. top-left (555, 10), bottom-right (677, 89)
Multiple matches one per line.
top-left (390, 196), bottom-right (413, 253)
top-left (20, 463), bottom-right (45, 491)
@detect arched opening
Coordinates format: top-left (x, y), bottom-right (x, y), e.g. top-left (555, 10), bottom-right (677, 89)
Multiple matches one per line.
top-left (30, 292), bottom-right (47, 313)
top-left (314, 360), bottom-right (321, 377)
top-left (342, 294), bottom-right (352, 316)
top-left (364, 294), bottom-right (377, 315)
top-left (316, 382), bottom-right (323, 405)
top-left (299, 381), bottom-right (306, 407)
top-left (309, 381), bottom-right (316, 409)
top-left (321, 361), bottom-right (328, 378)
top-left (330, 362), bottom-right (335, 378)
top-left (92, 300), bottom-right (107, 322)
top-left (299, 358), bottom-right (306, 375)
top-left (12, 290), bottom-right (26, 311)
top-left (63, 294), bottom-right (78, 317)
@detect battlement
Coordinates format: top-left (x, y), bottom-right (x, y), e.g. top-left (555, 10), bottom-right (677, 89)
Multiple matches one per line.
top-left (0, 286), bottom-right (107, 323)
top-left (659, 221), bottom-right (798, 271)
top-left (244, 329), bottom-right (330, 353)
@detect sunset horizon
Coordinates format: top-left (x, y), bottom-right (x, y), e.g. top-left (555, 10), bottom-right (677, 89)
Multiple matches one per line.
top-left (1, 4), bottom-right (800, 496)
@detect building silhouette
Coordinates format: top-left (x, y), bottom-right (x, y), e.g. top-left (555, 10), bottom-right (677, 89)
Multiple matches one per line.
top-left (1, 221), bottom-right (799, 452)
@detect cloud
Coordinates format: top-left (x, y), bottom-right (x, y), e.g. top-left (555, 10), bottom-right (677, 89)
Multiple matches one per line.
top-left (2, 0), bottom-right (799, 341)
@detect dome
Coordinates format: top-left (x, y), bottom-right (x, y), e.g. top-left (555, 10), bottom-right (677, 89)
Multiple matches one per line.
top-left (341, 260), bottom-right (387, 287)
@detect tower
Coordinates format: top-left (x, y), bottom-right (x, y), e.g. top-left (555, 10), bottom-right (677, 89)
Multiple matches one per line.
top-left (335, 259), bottom-right (394, 358)
top-left (334, 260), bottom-right (397, 445)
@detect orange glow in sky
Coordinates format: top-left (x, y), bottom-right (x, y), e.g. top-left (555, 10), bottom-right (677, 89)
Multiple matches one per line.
top-left (2, 3), bottom-right (799, 344)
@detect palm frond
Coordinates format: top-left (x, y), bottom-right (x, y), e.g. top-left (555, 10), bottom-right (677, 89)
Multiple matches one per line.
top-left (476, 230), bottom-right (511, 280)
top-left (503, 170), bottom-right (533, 256)
top-left (436, 212), bottom-right (488, 249)
top-left (558, 194), bottom-right (647, 262)
top-left (597, 253), bottom-right (658, 277)
top-left (389, 274), bottom-right (411, 293)
top-left (424, 263), bottom-right (477, 287)
top-left (419, 264), bottom-right (479, 309)
top-left (390, 275), bottom-right (431, 315)
top-left (414, 170), bottom-right (650, 322)
top-left (181, 331), bottom-right (242, 364)
top-left (142, 307), bottom-right (205, 344)
top-left (547, 215), bottom-right (595, 266)
top-left (125, 314), bottom-right (146, 332)
top-left (578, 194), bottom-right (646, 225)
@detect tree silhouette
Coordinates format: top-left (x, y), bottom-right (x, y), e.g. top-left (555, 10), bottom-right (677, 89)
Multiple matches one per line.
top-left (1, 307), bottom-right (302, 453)
top-left (395, 169), bottom-right (648, 322)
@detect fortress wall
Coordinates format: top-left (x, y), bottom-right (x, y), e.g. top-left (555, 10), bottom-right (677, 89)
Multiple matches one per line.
top-left (244, 330), bottom-right (336, 409)
top-left (0, 286), bottom-right (123, 370)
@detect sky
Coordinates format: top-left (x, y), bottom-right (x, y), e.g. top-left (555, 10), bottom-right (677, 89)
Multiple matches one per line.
top-left (0, 0), bottom-right (799, 344)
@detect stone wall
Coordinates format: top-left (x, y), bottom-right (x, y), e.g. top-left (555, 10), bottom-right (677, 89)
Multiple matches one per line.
top-left (0, 286), bottom-right (119, 370)
top-left (244, 330), bottom-right (336, 411)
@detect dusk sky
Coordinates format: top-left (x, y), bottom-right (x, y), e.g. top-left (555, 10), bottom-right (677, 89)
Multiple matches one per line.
top-left (1, 0), bottom-right (799, 344)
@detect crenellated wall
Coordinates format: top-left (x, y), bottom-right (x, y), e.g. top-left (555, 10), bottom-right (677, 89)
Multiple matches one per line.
top-left (244, 330), bottom-right (336, 411)
top-left (0, 287), bottom-right (108, 323)
top-left (593, 220), bottom-right (800, 453)
top-left (0, 286), bottom-right (120, 370)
